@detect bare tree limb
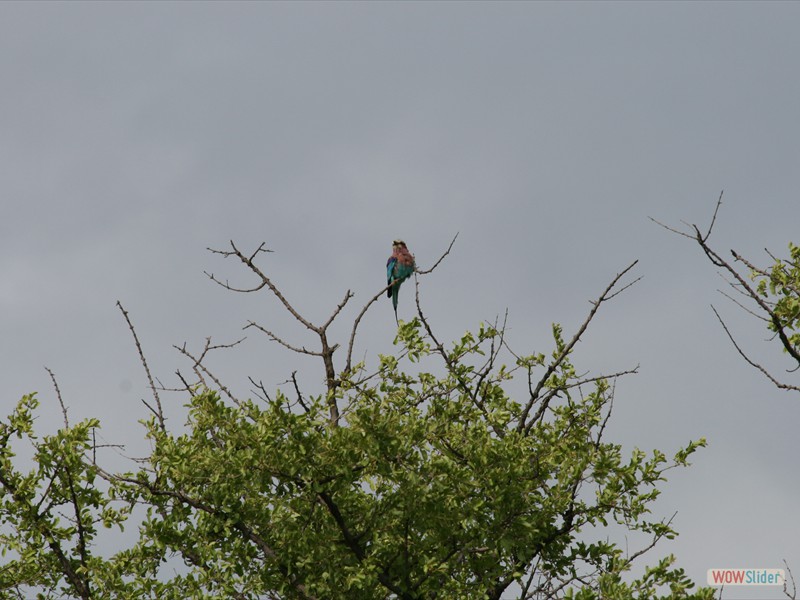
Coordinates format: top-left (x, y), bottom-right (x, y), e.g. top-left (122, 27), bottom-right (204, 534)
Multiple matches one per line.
top-left (415, 233), bottom-right (459, 275)
top-left (117, 301), bottom-right (165, 432)
top-left (245, 321), bottom-right (323, 356)
top-left (206, 241), bottom-right (322, 333)
top-left (654, 196), bottom-right (800, 381)
top-left (290, 370), bottom-right (310, 413)
top-left (175, 369), bottom-right (199, 396)
top-left (345, 282), bottom-right (396, 375)
top-left (206, 241), bottom-right (348, 424)
top-left (519, 260), bottom-right (640, 434)
top-left (702, 190), bottom-right (724, 243)
top-left (44, 367), bottom-right (68, 428)
top-left (784, 559), bottom-right (797, 600)
top-left (175, 340), bottom-right (242, 405)
top-left (248, 376), bottom-right (272, 403)
top-left (711, 306), bottom-right (800, 392)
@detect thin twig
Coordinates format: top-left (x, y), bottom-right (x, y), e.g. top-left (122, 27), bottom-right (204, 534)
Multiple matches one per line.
top-left (290, 371), bottom-right (310, 413)
top-left (623, 512), bottom-right (678, 565)
top-left (783, 559), bottom-right (796, 600)
top-left (245, 322), bottom-right (322, 356)
top-left (415, 233), bottom-right (459, 275)
top-left (175, 341), bottom-right (242, 405)
top-left (249, 376), bottom-right (272, 403)
top-left (175, 370), bottom-right (196, 397)
top-left (703, 190), bottom-right (724, 242)
top-left (345, 282), bottom-right (395, 374)
top-left (711, 305), bottom-right (800, 392)
top-left (44, 367), bottom-right (69, 428)
top-left (117, 301), bottom-right (165, 431)
top-left (716, 287), bottom-right (769, 322)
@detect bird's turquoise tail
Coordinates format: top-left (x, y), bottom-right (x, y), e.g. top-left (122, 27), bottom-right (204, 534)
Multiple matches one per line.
top-left (392, 284), bottom-right (399, 324)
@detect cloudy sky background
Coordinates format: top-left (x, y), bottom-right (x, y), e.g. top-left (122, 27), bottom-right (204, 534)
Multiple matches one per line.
top-left (2, 2), bottom-right (799, 597)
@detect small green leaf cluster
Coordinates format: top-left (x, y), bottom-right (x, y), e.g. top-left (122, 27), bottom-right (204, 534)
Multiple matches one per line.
top-left (0, 394), bottom-right (129, 598)
top-left (754, 242), bottom-right (800, 354)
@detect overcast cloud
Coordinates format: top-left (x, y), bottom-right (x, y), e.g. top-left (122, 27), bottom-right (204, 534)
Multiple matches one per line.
top-left (2, 2), bottom-right (799, 597)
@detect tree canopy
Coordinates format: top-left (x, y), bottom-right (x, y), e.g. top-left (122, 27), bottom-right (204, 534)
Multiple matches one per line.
top-left (0, 239), bottom-right (713, 599)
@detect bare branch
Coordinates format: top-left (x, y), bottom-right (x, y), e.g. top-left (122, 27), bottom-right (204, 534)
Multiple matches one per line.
top-left (248, 376), bottom-right (272, 403)
top-left (415, 233), bottom-right (459, 275)
top-left (206, 241), bottom-right (345, 424)
top-left (716, 286), bottom-right (769, 322)
top-left (566, 366), bottom-right (639, 394)
top-left (175, 340), bottom-right (242, 405)
top-left (44, 367), bottom-right (68, 428)
top-left (141, 399), bottom-right (163, 422)
top-left (345, 282), bottom-right (395, 374)
top-left (175, 370), bottom-right (196, 397)
top-left (208, 241), bottom-right (319, 333)
top-left (205, 269), bottom-right (269, 294)
top-left (784, 559), bottom-right (797, 600)
top-left (657, 196), bottom-right (800, 372)
top-left (711, 305), bottom-right (800, 392)
top-left (703, 190), bottom-right (724, 242)
top-left (604, 275), bottom-right (643, 301)
top-left (733, 250), bottom-right (771, 278)
top-left (245, 321), bottom-right (323, 356)
top-left (648, 216), bottom-right (695, 239)
top-left (519, 260), bottom-right (640, 434)
top-left (322, 289), bottom-right (354, 330)
top-left (290, 370), bottom-right (310, 413)
top-left (117, 301), bottom-right (165, 432)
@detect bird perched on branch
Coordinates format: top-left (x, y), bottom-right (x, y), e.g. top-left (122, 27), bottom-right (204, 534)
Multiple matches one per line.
top-left (386, 239), bottom-right (415, 324)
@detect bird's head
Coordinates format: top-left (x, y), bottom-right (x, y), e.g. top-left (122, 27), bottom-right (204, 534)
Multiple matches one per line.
top-left (392, 239), bottom-right (406, 249)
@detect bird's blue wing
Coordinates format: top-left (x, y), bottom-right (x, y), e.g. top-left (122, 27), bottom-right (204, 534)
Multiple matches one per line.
top-left (386, 257), bottom-right (397, 297)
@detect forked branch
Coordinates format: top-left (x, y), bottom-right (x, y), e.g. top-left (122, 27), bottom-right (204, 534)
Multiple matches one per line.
top-left (653, 192), bottom-right (800, 390)
top-left (518, 260), bottom-right (641, 434)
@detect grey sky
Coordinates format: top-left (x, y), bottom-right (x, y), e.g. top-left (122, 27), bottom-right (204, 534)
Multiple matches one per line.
top-left (2, 2), bottom-right (799, 597)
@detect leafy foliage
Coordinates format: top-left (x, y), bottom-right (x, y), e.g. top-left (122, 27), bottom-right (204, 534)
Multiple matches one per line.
top-left (1, 318), bottom-right (710, 599)
top-left (0, 243), bottom-right (712, 598)
top-left (754, 242), bottom-right (800, 358)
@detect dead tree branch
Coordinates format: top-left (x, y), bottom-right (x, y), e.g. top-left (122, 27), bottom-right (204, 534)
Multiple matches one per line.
top-left (518, 260), bottom-right (640, 434)
top-left (653, 192), bottom-right (800, 391)
top-left (784, 559), bottom-right (797, 600)
top-left (711, 306), bottom-right (800, 392)
top-left (117, 301), bottom-right (165, 431)
top-left (174, 339), bottom-right (242, 406)
top-left (45, 367), bottom-right (69, 428)
top-left (206, 241), bottom-right (349, 425)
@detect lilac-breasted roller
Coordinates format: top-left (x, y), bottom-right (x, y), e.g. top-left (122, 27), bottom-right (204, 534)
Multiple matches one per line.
top-left (386, 240), bottom-right (415, 323)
